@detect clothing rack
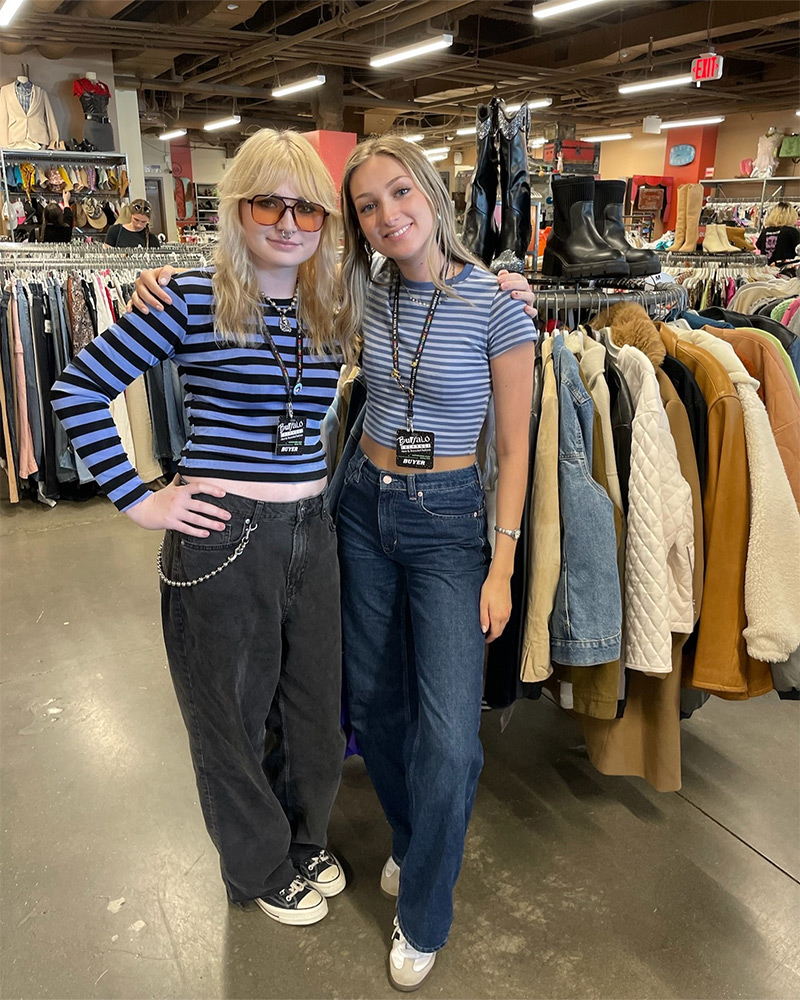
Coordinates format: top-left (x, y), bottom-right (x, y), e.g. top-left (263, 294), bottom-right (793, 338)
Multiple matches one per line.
top-left (657, 250), bottom-right (762, 267)
top-left (529, 277), bottom-right (688, 323)
top-left (0, 247), bottom-right (209, 269)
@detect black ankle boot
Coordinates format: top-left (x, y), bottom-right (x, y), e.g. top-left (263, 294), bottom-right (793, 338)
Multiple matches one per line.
top-left (461, 103), bottom-right (498, 266)
top-left (490, 100), bottom-right (531, 274)
top-left (542, 176), bottom-right (629, 279)
top-left (594, 180), bottom-right (660, 277)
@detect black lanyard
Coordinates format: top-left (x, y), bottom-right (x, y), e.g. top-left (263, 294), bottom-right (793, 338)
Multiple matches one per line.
top-left (263, 319), bottom-right (304, 419)
top-left (391, 275), bottom-right (441, 431)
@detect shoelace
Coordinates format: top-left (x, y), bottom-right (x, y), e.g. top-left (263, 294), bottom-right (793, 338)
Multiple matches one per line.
top-left (305, 850), bottom-right (330, 873)
top-left (281, 877), bottom-right (307, 901)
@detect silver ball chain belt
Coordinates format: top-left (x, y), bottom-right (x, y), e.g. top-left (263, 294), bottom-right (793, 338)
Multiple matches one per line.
top-left (156, 519), bottom-right (257, 588)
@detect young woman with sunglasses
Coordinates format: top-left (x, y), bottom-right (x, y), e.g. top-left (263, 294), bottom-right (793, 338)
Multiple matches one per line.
top-left (52, 130), bottom-right (348, 925)
top-left (105, 198), bottom-right (159, 248)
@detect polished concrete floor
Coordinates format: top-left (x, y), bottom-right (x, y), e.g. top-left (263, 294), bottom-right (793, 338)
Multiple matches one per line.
top-left (2, 489), bottom-right (799, 1000)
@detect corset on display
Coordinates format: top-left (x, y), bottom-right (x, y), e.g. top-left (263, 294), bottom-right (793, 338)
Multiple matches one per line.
top-left (78, 91), bottom-right (110, 122)
top-left (73, 78), bottom-right (114, 151)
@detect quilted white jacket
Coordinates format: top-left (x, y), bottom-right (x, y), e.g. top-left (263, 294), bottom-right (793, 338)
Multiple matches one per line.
top-left (616, 345), bottom-right (695, 674)
top-left (675, 328), bottom-right (800, 662)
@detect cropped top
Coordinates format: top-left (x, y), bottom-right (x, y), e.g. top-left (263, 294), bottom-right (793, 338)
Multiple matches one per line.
top-left (51, 269), bottom-right (341, 512)
top-left (361, 263), bottom-right (535, 454)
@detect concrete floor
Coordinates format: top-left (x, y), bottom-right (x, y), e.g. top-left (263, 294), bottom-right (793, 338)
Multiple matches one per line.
top-left (2, 489), bottom-right (799, 1000)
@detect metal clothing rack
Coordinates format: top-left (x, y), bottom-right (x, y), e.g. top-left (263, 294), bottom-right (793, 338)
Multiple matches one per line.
top-left (0, 245), bottom-right (209, 270)
top-left (657, 250), bottom-right (762, 267)
top-left (530, 276), bottom-right (688, 323)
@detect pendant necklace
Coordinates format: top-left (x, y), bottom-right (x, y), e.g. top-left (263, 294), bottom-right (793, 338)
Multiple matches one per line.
top-left (263, 291), bottom-right (297, 333)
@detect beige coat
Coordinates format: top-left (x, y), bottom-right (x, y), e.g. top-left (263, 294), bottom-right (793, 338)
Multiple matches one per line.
top-left (0, 83), bottom-right (61, 149)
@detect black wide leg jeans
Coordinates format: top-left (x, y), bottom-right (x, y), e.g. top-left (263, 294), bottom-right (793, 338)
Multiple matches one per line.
top-left (159, 489), bottom-right (345, 903)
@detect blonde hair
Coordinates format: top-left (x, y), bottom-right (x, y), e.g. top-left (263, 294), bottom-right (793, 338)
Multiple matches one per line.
top-left (764, 202), bottom-right (798, 228)
top-left (335, 135), bottom-right (483, 363)
top-left (213, 129), bottom-right (340, 352)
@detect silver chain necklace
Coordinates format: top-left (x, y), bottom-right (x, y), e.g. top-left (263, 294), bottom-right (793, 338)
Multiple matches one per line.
top-left (262, 291), bottom-right (297, 333)
top-left (400, 282), bottom-right (430, 307)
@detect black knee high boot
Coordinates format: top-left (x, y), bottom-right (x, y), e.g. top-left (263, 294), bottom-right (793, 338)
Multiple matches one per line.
top-left (491, 100), bottom-right (532, 274)
top-left (461, 102), bottom-right (498, 266)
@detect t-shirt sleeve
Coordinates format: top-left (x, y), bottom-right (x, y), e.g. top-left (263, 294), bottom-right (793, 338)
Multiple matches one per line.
top-left (104, 224), bottom-right (119, 247)
top-left (756, 230), bottom-right (767, 254)
top-left (487, 287), bottom-right (537, 359)
top-left (51, 280), bottom-right (189, 511)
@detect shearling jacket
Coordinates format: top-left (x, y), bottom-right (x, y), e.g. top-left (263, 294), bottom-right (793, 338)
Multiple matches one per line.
top-left (0, 83), bottom-right (60, 149)
top-left (657, 323), bottom-right (772, 699)
top-left (675, 327), bottom-right (800, 664)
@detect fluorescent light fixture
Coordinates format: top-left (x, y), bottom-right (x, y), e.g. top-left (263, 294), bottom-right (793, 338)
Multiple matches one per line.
top-left (796, 109), bottom-right (800, 116)
top-left (504, 98), bottom-right (553, 114)
top-left (272, 75), bottom-right (326, 98)
top-left (427, 153), bottom-right (448, 163)
top-left (533, 0), bottom-right (612, 20)
top-left (402, 133), bottom-right (425, 142)
top-left (529, 137), bottom-right (546, 148)
top-left (370, 33), bottom-right (453, 69)
top-left (661, 115), bottom-right (725, 129)
top-left (580, 132), bottom-right (632, 142)
top-left (423, 146), bottom-right (450, 156)
top-left (203, 114), bottom-right (241, 131)
top-left (619, 74), bottom-right (693, 95)
top-left (0, 0), bottom-right (26, 27)
top-left (158, 128), bottom-right (187, 141)
top-left (456, 126), bottom-right (475, 136)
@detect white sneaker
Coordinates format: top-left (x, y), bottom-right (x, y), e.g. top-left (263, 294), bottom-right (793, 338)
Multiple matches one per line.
top-left (380, 856), bottom-right (400, 898)
top-left (388, 917), bottom-right (436, 992)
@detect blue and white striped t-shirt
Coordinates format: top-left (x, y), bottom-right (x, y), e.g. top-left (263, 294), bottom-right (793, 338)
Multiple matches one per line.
top-left (361, 263), bottom-right (535, 455)
top-left (51, 269), bottom-right (342, 512)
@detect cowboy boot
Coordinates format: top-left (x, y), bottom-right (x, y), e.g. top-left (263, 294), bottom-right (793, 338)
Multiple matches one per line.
top-left (542, 175), bottom-right (628, 278)
top-left (461, 102), bottom-right (499, 266)
top-left (594, 180), bottom-right (660, 276)
top-left (490, 99), bottom-right (532, 273)
top-left (679, 183), bottom-right (704, 252)
top-left (668, 184), bottom-right (688, 251)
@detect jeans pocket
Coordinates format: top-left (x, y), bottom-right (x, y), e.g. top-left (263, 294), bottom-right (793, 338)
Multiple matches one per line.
top-left (180, 512), bottom-right (249, 552)
top-left (418, 483), bottom-right (485, 519)
top-left (343, 452), bottom-right (366, 487)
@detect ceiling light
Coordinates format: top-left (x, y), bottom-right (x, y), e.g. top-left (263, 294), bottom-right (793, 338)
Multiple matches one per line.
top-left (203, 114), bottom-right (241, 131)
top-left (424, 146), bottom-right (450, 156)
top-left (272, 75), bottom-right (326, 98)
top-left (661, 115), bottom-right (725, 129)
top-left (529, 137), bottom-right (546, 148)
top-left (427, 153), bottom-right (448, 163)
top-left (456, 126), bottom-right (476, 136)
top-left (796, 110), bottom-right (800, 116)
top-left (532, 0), bottom-right (612, 20)
top-left (226, 2), bottom-right (239, 8)
top-left (370, 33), bottom-right (453, 69)
top-left (402, 134), bottom-right (425, 143)
top-left (0, 0), bottom-right (26, 26)
top-left (158, 128), bottom-right (187, 141)
top-left (619, 74), bottom-right (694, 95)
top-left (580, 132), bottom-right (632, 142)
top-left (503, 98), bottom-right (554, 115)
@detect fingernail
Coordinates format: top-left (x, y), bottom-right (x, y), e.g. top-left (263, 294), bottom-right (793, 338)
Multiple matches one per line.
top-left (202, 531), bottom-right (210, 537)
top-left (481, 624), bottom-right (489, 633)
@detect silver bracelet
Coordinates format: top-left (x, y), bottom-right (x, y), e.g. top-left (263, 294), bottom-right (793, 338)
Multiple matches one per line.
top-left (494, 525), bottom-right (521, 541)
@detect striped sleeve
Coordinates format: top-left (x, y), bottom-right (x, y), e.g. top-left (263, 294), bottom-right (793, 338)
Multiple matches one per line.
top-left (487, 288), bottom-right (537, 359)
top-left (51, 283), bottom-right (188, 511)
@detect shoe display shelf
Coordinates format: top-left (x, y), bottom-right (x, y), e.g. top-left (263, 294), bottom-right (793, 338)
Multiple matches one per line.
top-left (195, 183), bottom-right (219, 230)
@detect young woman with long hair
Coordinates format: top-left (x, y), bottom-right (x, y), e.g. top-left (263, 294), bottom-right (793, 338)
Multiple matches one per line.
top-left (334, 135), bottom-right (535, 990)
top-left (52, 129), bottom-right (348, 925)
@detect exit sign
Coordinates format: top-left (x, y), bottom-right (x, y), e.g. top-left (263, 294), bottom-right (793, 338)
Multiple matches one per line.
top-left (692, 52), bottom-right (724, 83)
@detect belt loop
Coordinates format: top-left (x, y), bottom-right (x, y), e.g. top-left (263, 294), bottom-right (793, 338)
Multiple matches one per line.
top-left (405, 473), bottom-right (416, 500)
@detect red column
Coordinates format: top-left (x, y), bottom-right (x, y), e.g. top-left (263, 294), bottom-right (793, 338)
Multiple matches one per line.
top-left (169, 138), bottom-right (196, 227)
top-left (303, 130), bottom-right (358, 191)
top-left (662, 125), bottom-right (719, 229)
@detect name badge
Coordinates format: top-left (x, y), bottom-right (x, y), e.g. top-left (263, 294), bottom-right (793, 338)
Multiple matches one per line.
top-left (276, 416), bottom-right (307, 455)
top-left (395, 429), bottom-right (435, 470)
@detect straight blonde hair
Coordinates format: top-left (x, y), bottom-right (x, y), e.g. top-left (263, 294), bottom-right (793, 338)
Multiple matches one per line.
top-left (213, 129), bottom-right (341, 353)
top-left (763, 201), bottom-right (799, 229)
top-left (335, 135), bottom-right (483, 363)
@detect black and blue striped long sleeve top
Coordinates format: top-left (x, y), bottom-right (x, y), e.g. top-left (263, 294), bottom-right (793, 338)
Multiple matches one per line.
top-left (51, 269), bottom-right (342, 512)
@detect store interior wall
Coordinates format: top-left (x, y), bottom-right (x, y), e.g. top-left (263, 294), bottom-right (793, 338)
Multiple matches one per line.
top-left (0, 49), bottom-right (119, 151)
top-left (139, 135), bottom-right (179, 242)
top-left (190, 146), bottom-right (227, 188)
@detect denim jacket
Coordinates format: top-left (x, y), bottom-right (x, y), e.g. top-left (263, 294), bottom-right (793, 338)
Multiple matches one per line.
top-left (549, 337), bottom-right (622, 665)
